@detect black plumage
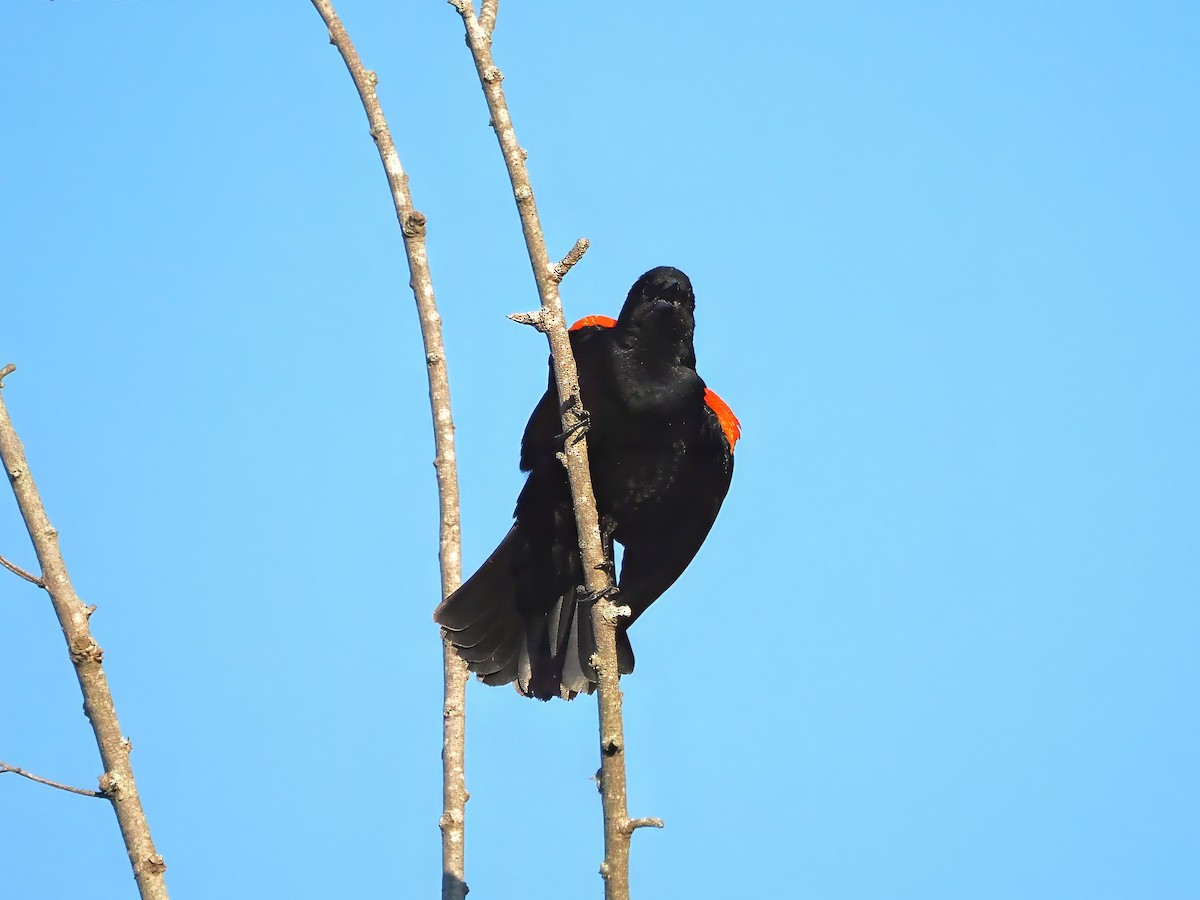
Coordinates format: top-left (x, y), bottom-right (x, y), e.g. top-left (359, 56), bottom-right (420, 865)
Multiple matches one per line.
top-left (434, 266), bottom-right (740, 700)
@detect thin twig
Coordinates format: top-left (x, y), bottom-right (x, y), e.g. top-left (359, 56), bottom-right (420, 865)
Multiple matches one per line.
top-left (623, 817), bottom-right (665, 833)
top-left (0, 371), bottom-right (169, 898)
top-left (452, 5), bottom-right (654, 898)
top-left (0, 553), bottom-right (44, 587)
top-left (553, 238), bottom-right (590, 283)
top-left (308, 5), bottom-right (468, 900)
top-left (507, 310), bottom-right (547, 330)
top-left (0, 759), bottom-right (105, 798)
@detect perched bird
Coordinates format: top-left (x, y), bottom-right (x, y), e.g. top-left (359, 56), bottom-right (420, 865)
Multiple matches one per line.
top-left (434, 266), bottom-right (740, 700)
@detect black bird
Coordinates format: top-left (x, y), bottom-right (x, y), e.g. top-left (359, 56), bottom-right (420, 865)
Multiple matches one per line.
top-left (434, 267), bottom-right (740, 700)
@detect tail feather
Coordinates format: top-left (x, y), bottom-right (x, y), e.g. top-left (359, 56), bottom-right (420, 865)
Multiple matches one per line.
top-left (444, 595), bottom-right (512, 650)
top-left (435, 535), bottom-right (517, 626)
top-left (616, 628), bottom-right (635, 675)
top-left (456, 609), bottom-right (523, 675)
top-left (434, 527), bottom-right (523, 672)
top-left (434, 525), bottom-right (637, 701)
top-left (515, 602), bottom-right (552, 696)
top-left (480, 652), bottom-right (520, 687)
top-left (559, 602), bottom-right (598, 696)
top-left (546, 592), bottom-right (569, 658)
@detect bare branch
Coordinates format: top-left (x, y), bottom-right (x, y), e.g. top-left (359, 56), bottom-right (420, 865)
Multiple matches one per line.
top-left (0, 759), bottom-right (105, 798)
top-left (0, 552), bottom-right (44, 587)
top-left (552, 238), bottom-right (590, 283)
top-left (507, 310), bottom-right (548, 330)
top-left (452, 6), bottom-right (655, 898)
top-left (624, 817), bottom-right (665, 833)
top-left (479, 0), bottom-right (498, 35)
top-left (309, 4), bottom-right (468, 899)
top-left (0, 375), bottom-right (169, 897)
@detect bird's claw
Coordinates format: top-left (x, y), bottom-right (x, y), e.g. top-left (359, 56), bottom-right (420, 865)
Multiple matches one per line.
top-left (576, 584), bottom-right (620, 605)
top-left (554, 395), bottom-right (591, 447)
top-left (596, 514), bottom-right (618, 575)
top-left (599, 514), bottom-right (618, 542)
top-left (555, 416), bottom-right (590, 447)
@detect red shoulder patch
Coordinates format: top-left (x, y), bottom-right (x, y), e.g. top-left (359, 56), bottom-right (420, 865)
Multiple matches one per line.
top-left (704, 388), bottom-right (741, 453)
top-left (569, 314), bottom-right (617, 331)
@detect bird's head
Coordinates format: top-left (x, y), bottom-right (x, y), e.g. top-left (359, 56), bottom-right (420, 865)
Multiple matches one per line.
top-left (616, 266), bottom-right (697, 365)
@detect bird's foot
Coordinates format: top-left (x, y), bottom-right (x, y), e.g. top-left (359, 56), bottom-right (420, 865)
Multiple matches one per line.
top-left (594, 514), bottom-right (618, 579)
top-left (599, 514), bottom-right (618, 544)
top-left (576, 583), bottom-right (620, 605)
top-left (555, 394), bottom-right (591, 447)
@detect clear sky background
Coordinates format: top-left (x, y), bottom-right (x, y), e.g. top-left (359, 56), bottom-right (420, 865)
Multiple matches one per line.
top-left (3, 2), bottom-right (1197, 898)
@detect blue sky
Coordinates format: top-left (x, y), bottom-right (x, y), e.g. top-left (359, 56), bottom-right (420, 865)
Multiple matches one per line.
top-left (3, 2), bottom-right (1198, 898)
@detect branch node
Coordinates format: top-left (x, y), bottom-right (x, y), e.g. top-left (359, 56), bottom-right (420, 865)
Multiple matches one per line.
top-left (365, 68), bottom-right (378, 86)
top-left (68, 636), bottom-right (103, 665)
top-left (142, 854), bottom-right (168, 876)
top-left (402, 210), bottom-right (427, 237)
top-left (600, 601), bottom-right (631, 624)
top-left (482, 65), bottom-right (503, 84)
top-left (84, 603), bottom-right (96, 618)
top-left (98, 770), bottom-right (121, 797)
top-left (513, 184), bottom-right (532, 202)
top-left (0, 363), bottom-right (14, 386)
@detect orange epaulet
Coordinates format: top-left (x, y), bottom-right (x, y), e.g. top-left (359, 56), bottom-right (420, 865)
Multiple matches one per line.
top-left (569, 315), bottom-right (617, 331)
top-left (703, 388), bottom-right (741, 452)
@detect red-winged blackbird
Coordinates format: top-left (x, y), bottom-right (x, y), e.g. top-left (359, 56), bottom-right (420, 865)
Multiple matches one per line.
top-left (434, 267), bottom-right (740, 700)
